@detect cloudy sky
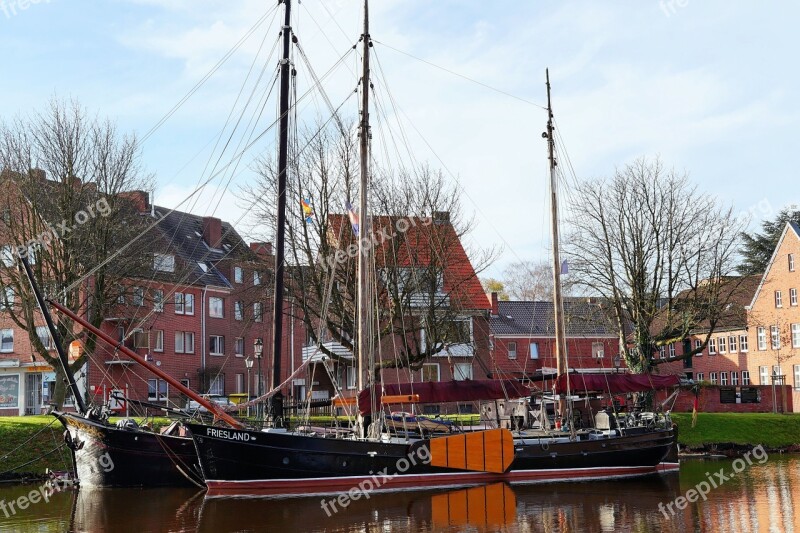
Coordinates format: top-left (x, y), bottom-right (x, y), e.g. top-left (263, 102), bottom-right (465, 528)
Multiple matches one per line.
top-left (2, 1), bottom-right (799, 277)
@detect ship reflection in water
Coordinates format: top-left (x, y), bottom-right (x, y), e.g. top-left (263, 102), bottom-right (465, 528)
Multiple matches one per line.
top-left (5, 457), bottom-right (800, 532)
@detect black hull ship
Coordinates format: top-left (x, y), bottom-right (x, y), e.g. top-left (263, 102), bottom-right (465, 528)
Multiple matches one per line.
top-left (191, 423), bottom-right (676, 497)
top-left (55, 411), bottom-right (202, 488)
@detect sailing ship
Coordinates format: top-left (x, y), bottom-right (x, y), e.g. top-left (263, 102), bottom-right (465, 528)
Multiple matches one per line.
top-left (186, 0), bottom-right (679, 497)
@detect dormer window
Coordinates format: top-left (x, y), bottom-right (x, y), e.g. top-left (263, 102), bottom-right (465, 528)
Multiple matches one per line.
top-left (154, 254), bottom-right (175, 273)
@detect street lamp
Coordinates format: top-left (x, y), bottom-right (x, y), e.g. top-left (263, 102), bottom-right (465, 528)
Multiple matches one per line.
top-left (613, 355), bottom-right (621, 372)
top-left (244, 356), bottom-right (254, 418)
top-left (254, 338), bottom-right (263, 418)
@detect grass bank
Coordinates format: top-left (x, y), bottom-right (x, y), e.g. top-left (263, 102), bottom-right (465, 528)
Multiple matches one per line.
top-left (0, 416), bottom-right (72, 480)
top-left (672, 412), bottom-right (800, 449)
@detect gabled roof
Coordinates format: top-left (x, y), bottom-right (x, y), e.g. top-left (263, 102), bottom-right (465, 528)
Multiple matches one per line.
top-left (327, 213), bottom-right (490, 310)
top-left (490, 299), bottom-right (616, 337)
top-left (747, 221), bottom-right (800, 309)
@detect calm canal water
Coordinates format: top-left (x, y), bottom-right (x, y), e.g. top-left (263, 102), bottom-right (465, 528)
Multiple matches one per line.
top-left (0, 456), bottom-right (797, 532)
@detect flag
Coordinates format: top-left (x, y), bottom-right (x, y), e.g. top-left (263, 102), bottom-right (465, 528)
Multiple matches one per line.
top-left (300, 199), bottom-right (313, 223)
top-left (345, 201), bottom-right (360, 236)
top-left (691, 393), bottom-right (699, 428)
top-left (560, 260), bottom-right (569, 275)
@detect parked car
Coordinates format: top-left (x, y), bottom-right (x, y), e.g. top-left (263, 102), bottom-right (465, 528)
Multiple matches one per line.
top-left (185, 395), bottom-right (235, 413)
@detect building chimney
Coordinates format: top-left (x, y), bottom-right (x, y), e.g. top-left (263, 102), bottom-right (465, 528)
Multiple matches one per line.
top-left (30, 168), bottom-right (47, 181)
top-left (250, 242), bottom-right (273, 256)
top-left (491, 291), bottom-right (499, 316)
top-left (119, 190), bottom-right (150, 213)
top-left (202, 216), bottom-right (223, 249)
top-left (433, 211), bottom-right (450, 225)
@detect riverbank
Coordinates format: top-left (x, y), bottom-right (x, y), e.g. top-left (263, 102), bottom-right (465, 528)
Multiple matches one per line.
top-left (0, 416), bottom-right (71, 482)
top-left (672, 412), bottom-right (800, 453)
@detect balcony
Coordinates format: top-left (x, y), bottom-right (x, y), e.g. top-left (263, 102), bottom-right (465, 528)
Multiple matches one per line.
top-left (302, 342), bottom-right (354, 363)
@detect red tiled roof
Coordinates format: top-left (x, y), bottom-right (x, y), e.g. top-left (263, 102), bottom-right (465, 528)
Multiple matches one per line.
top-left (328, 214), bottom-right (490, 310)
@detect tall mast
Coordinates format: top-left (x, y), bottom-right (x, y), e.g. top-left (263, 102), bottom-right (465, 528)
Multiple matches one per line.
top-left (20, 257), bottom-right (87, 414)
top-left (545, 69), bottom-right (573, 435)
top-left (357, 0), bottom-right (371, 396)
top-left (270, 0), bottom-right (292, 428)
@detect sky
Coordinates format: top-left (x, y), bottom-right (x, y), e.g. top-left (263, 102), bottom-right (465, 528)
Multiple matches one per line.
top-left (2, 0), bottom-right (800, 279)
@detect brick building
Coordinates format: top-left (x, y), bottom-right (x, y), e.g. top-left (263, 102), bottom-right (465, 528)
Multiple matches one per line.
top-left (487, 294), bottom-right (624, 380)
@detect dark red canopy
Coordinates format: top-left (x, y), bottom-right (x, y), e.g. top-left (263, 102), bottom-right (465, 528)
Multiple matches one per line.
top-left (358, 379), bottom-right (530, 415)
top-left (554, 373), bottom-right (680, 395)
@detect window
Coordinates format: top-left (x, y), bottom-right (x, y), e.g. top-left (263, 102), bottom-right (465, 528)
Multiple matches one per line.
top-left (148, 379), bottom-right (168, 401)
top-left (794, 365), bottom-right (800, 391)
top-left (791, 254), bottom-right (796, 272)
top-left (153, 254), bottom-right (175, 273)
top-left (234, 266), bottom-right (243, 283)
top-left (793, 324), bottom-right (800, 349)
top-left (668, 343), bottom-right (676, 358)
top-left (658, 345), bottom-right (665, 359)
top-left (154, 330), bottom-right (164, 352)
top-left (1, 287), bottom-right (14, 310)
top-left (732, 371), bottom-right (739, 386)
top-left (710, 372), bottom-right (718, 385)
top-left (718, 337), bottom-right (727, 354)
top-left (210, 335), bottom-right (225, 356)
top-left (694, 339), bottom-right (702, 353)
top-left (175, 293), bottom-right (185, 314)
top-left (235, 337), bottom-right (244, 357)
top-left (234, 301), bottom-right (244, 321)
top-left (117, 288), bottom-right (125, 305)
top-left (133, 287), bottom-right (144, 306)
top-left (757, 327), bottom-right (767, 350)
top-left (132, 329), bottom-right (149, 349)
top-left (759, 366), bottom-right (769, 385)
top-left (254, 302), bottom-right (263, 323)
top-left (708, 338), bottom-right (717, 354)
top-left (775, 290), bottom-right (783, 308)
top-left (792, 288), bottom-right (798, 307)
top-left (346, 366), bottom-right (357, 389)
top-left (508, 341), bottom-right (517, 359)
top-left (454, 362), bottom-right (473, 381)
top-left (720, 372), bottom-right (728, 386)
top-left (1, 246), bottom-right (14, 267)
top-left (209, 297), bottom-right (224, 318)
top-left (35, 326), bottom-right (53, 350)
top-left (421, 363), bottom-right (440, 382)
top-left (740, 334), bottom-right (748, 352)
top-left (208, 375), bottom-right (224, 396)
top-left (773, 365), bottom-right (784, 378)
top-left (235, 374), bottom-right (245, 394)
top-left (153, 290), bottom-right (164, 312)
top-left (696, 373), bottom-right (704, 382)
top-left (592, 342), bottom-right (605, 359)
top-left (742, 370), bottom-right (751, 385)
top-left (175, 332), bottom-right (195, 354)
top-left (253, 271), bottom-right (261, 285)
top-left (180, 378), bottom-right (190, 390)
top-left (771, 325), bottom-right (780, 350)
top-left (729, 335), bottom-right (737, 353)
top-left (530, 342), bottom-right (539, 359)
top-left (185, 293), bottom-right (194, 315)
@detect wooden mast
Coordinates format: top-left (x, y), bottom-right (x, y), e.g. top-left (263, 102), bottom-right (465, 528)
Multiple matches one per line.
top-left (269, 0), bottom-right (292, 428)
top-left (356, 0), bottom-right (371, 434)
top-left (545, 69), bottom-right (574, 437)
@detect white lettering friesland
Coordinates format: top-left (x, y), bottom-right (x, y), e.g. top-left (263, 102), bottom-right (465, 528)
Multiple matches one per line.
top-left (206, 428), bottom-right (251, 441)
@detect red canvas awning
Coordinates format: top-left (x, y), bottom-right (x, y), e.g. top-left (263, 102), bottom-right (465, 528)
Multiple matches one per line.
top-left (554, 373), bottom-right (680, 395)
top-left (358, 379), bottom-right (530, 415)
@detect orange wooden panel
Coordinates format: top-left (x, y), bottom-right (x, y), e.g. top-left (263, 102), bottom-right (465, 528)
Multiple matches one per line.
top-left (466, 484), bottom-right (488, 525)
top-left (380, 394), bottom-right (420, 404)
top-left (465, 431), bottom-right (487, 472)
top-left (430, 429), bottom-right (514, 473)
top-left (332, 396), bottom-right (357, 407)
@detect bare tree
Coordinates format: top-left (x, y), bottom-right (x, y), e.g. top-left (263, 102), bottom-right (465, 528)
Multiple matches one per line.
top-left (502, 260), bottom-right (555, 301)
top-left (564, 157), bottom-right (744, 372)
top-left (0, 98), bottom-right (153, 407)
top-left (247, 122), bottom-right (496, 380)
